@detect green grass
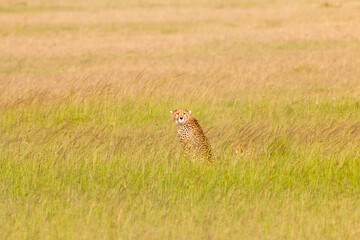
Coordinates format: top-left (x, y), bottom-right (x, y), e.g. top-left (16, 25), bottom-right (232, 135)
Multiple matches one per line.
top-left (1, 94), bottom-right (360, 239)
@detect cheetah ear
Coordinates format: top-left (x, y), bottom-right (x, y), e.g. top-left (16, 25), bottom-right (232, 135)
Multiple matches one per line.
top-left (188, 110), bottom-right (191, 114)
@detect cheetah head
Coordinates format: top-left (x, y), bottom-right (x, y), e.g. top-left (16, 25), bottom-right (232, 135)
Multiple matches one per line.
top-left (170, 109), bottom-right (191, 126)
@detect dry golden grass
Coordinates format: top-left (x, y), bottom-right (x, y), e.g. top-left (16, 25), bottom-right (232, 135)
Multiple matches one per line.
top-left (1, 0), bottom-right (360, 239)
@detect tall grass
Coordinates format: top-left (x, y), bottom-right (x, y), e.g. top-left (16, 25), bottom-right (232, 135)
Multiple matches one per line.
top-left (1, 0), bottom-right (360, 239)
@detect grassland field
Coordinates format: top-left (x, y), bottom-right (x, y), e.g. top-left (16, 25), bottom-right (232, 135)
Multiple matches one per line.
top-left (1, 0), bottom-right (360, 239)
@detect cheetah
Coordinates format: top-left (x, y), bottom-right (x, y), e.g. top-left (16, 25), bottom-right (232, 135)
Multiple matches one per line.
top-left (170, 109), bottom-right (214, 161)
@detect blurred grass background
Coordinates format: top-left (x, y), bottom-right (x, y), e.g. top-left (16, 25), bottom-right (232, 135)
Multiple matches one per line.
top-left (1, 0), bottom-right (360, 239)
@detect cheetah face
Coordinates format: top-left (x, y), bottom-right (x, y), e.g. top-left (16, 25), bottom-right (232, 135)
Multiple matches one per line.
top-left (170, 109), bottom-right (191, 126)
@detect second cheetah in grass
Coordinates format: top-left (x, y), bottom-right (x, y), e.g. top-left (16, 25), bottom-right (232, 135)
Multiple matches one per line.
top-left (170, 109), bottom-right (214, 161)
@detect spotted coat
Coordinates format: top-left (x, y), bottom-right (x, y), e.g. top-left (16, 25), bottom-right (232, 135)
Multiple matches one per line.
top-left (171, 109), bottom-right (214, 161)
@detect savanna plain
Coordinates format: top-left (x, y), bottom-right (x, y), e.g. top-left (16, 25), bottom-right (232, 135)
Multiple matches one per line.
top-left (1, 0), bottom-right (360, 239)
